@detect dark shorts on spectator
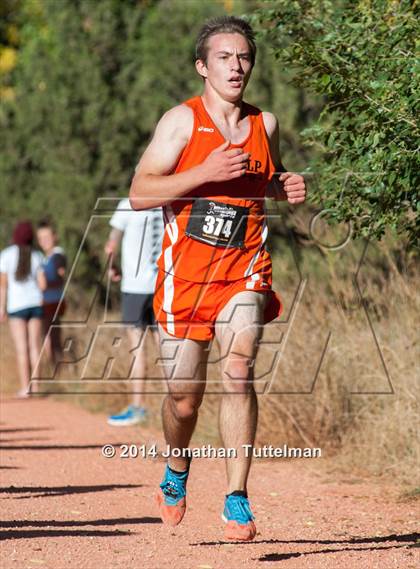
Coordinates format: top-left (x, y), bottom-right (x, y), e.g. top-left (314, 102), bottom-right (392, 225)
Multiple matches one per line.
top-left (121, 293), bottom-right (155, 328)
top-left (8, 306), bottom-right (44, 320)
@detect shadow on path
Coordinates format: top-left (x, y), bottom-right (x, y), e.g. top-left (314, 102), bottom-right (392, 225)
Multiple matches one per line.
top-left (259, 541), bottom-right (418, 562)
top-left (0, 483), bottom-right (142, 499)
top-left (0, 517), bottom-right (161, 528)
top-left (0, 528), bottom-right (131, 540)
top-left (0, 444), bottom-right (124, 451)
top-left (0, 427), bottom-right (53, 433)
top-left (193, 532), bottom-right (420, 551)
top-left (0, 437), bottom-right (51, 443)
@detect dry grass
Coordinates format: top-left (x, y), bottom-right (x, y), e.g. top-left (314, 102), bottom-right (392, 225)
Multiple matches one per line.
top-left (255, 269), bottom-right (419, 487)
top-left (1, 243), bottom-right (418, 489)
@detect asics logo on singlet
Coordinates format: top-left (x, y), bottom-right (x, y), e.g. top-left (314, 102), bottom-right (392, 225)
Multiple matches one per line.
top-left (198, 126), bottom-right (214, 133)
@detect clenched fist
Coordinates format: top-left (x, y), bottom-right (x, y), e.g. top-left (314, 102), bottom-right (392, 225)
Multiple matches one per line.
top-left (279, 172), bottom-right (306, 204)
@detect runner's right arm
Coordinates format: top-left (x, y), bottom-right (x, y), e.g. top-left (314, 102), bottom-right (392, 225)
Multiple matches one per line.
top-left (129, 105), bottom-right (249, 210)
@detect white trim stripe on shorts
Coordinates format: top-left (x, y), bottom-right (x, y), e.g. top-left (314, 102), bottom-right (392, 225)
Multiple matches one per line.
top-left (162, 205), bottom-right (179, 334)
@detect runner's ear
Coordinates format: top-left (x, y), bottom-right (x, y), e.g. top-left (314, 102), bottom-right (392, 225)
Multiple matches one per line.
top-left (195, 59), bottom-right (207, 79)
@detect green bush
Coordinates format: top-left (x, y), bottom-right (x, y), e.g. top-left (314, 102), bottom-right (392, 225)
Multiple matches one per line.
top-left (252, 0), bottom-right (419, 244)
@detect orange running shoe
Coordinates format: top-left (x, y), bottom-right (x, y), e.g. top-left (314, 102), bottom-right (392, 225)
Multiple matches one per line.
top-left (156, 464), bottom-right (189, 527)
top-left (222, 493), bottom-right (257, 541)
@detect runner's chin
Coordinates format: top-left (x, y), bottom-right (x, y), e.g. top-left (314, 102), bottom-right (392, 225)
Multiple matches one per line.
top-left (224, 88), bottom-right (244, 102)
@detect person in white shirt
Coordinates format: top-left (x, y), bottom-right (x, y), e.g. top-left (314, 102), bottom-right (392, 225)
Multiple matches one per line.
top-left (105, 199), bottom-right (164, 426)
top-left (0, 221), bottom-right (44, 398)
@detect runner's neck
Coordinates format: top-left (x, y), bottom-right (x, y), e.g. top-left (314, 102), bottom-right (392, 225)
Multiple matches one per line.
top-left (200, 95), bottom-right (250, 145)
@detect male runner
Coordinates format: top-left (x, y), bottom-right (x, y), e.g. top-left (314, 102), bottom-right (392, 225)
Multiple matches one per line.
top-left (129, 16), bottom-right (306, 541)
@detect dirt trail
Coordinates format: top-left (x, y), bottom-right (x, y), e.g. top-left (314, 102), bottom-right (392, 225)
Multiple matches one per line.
top-left (0, 396), bottom-right (418, 569)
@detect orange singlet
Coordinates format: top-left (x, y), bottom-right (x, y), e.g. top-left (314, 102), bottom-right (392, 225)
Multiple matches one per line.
top-left (154, 96), bottom-right (282, 340)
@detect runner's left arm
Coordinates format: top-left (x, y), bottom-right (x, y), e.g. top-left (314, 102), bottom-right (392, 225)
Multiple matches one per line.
top-left (263, 112), bottom-right (306, 204)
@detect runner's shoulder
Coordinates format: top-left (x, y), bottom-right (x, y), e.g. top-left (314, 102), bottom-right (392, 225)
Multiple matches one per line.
top-left (243, 101), bottom-right (278, 137)
top-left (261, 111), bottom-right (278, 138)
top-left (157, 104), bottom-right (194, 144)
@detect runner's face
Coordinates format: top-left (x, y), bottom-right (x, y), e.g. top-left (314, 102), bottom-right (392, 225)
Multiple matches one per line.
top-left (197, 33), bottom-right (253, 101)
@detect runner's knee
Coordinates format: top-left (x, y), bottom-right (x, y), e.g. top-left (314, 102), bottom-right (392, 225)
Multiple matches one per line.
top-left (222, 357), bottom-right (254, 393)
top-left (170, 393), bottom-right (202, 420)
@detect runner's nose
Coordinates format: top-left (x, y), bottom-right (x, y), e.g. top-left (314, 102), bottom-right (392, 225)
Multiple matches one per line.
top-left (231, 54), bottom-right (242, 72)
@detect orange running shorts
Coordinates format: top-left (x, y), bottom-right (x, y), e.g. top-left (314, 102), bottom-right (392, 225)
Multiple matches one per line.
top-left (153, 270), bottom-right (282, 341)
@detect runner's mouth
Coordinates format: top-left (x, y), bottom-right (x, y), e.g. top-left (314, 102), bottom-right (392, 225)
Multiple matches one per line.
top-left (228, 78), bottom-right (243, 88)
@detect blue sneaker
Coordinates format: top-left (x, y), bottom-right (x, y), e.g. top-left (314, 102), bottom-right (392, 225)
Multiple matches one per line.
top-left (107, 405), bottom-right (147, 426)
top-left (155, 464), bottom-right (189, 526)
top-left (222, 493), bottom-right (257, 541)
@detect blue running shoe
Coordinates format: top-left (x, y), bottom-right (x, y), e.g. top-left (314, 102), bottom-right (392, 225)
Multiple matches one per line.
top-left (222, 493), bottom-right (257, 541)
top-left (156, 464), bottom-right (189, 526)
top-left (107, 405), bottom-right (147, 426)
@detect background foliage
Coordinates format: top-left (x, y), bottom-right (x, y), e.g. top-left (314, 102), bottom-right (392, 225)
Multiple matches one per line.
top-left (253, 0), bottom-right (419, 243)
top-left (0, 1), bottom-right (314, 269)
top-left (0, 0), bottom-right (417, 281)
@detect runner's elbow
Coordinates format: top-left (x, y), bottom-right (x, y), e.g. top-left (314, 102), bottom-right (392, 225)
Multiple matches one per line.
top-left (129, 194), bottom-right (146, 211)
top-left (129, 175), bottom-right (150, 210)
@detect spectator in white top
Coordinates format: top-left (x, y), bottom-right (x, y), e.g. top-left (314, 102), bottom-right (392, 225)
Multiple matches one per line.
top-left (105, 199), bottom-right (164, 426)
top-left (0, 221), bottom-right (44, 398)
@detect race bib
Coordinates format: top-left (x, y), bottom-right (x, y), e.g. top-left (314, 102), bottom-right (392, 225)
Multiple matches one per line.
top-left (185, 199), bottom-right (249, 248)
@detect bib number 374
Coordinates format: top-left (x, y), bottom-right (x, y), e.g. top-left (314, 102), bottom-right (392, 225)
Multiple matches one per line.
top-left (185, 199), bottom-right (249, 249)
top-left (202, 215), bottom-right (233, 239)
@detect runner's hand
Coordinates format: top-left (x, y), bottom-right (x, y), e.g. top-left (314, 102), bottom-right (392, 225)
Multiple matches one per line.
top-left (280, 172), bottom-right (306, 204)
top-left (199, 140), bottom-right (250, 183)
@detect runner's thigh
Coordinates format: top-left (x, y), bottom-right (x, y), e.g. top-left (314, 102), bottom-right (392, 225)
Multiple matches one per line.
top-left (158, 324), bottom-right (209, 396)
top-left (215, 291), bottom-right (265, 360)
